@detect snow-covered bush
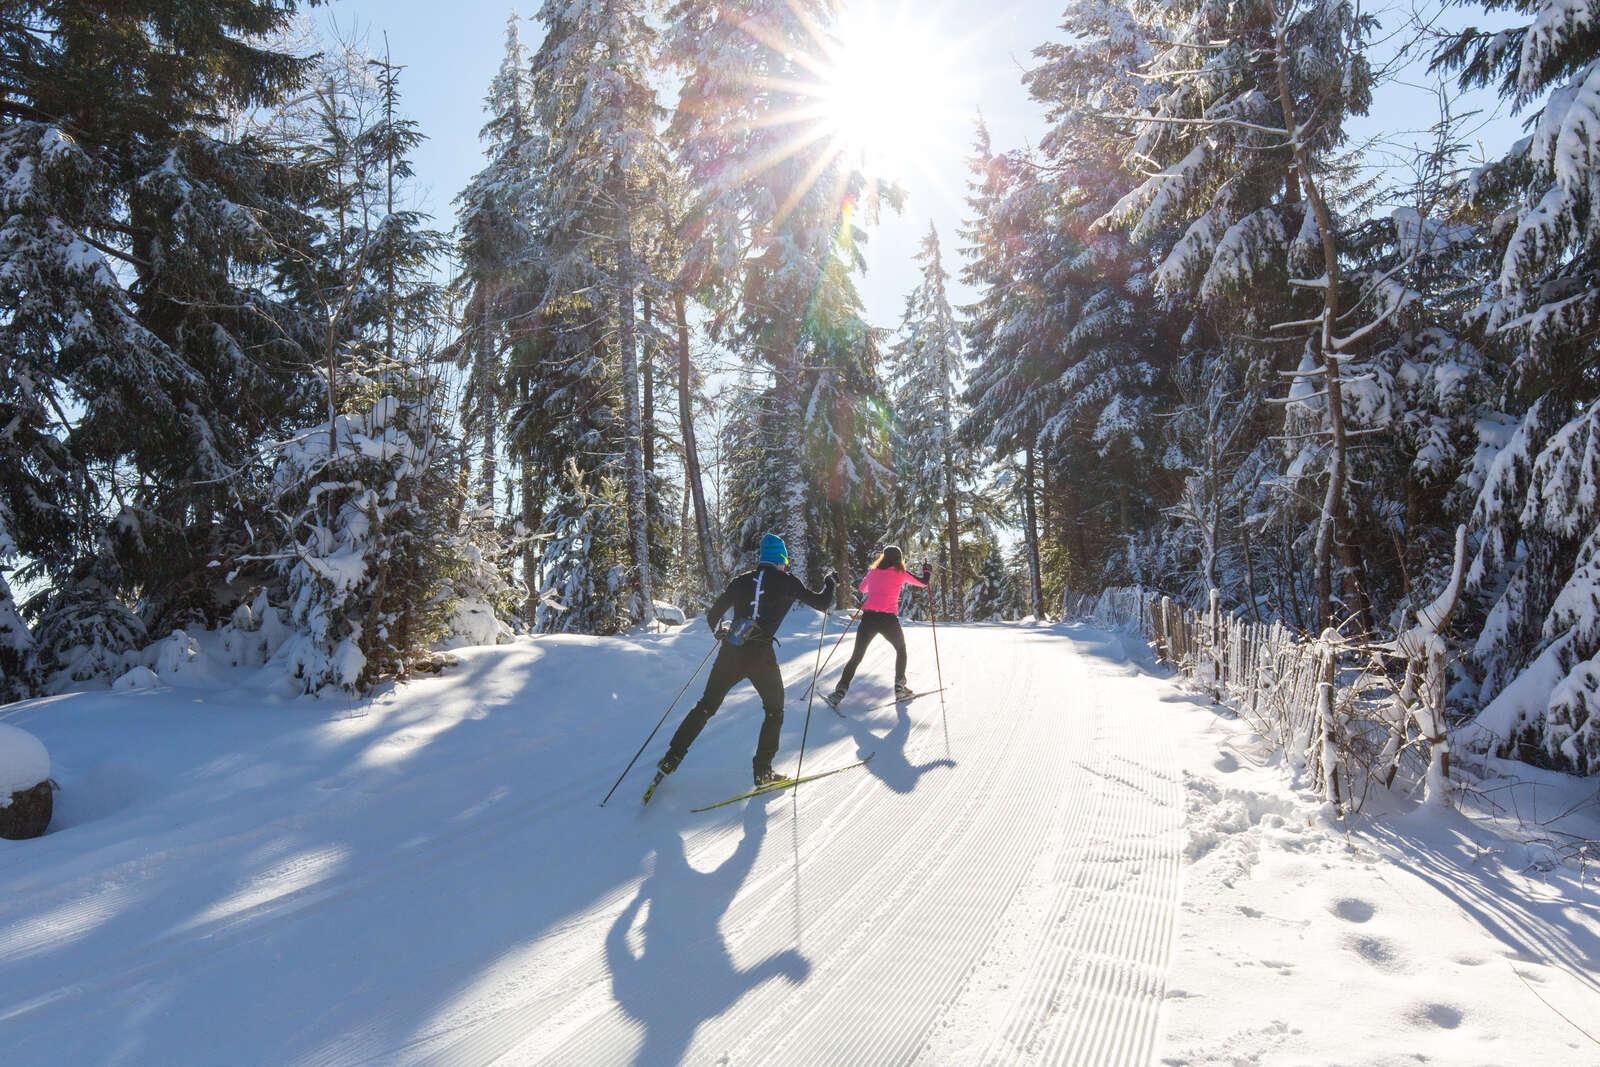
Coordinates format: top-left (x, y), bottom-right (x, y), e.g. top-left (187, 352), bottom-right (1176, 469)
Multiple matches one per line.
top-left (0, 546), bottom-right (32, 702)
top-left (220, 592), bottom-right (291, 670)
top-left (30, 579), bottom-right (146, 693)
top-left (112, 665), bottom-right (160, 691)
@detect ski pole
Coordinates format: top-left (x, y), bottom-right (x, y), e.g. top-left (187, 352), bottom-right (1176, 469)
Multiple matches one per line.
top-left (599, 637), bottom-right (718, 806)
top-left (793, 612), bottom-right (829, 790)
top-left (928, 585), bottom-right (949, 755)
top-left (802, 608), bottom-right (859, 699)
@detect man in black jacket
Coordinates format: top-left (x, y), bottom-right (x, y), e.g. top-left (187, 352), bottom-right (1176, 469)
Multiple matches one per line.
top-left (656, 533), bottom-right (836, 786)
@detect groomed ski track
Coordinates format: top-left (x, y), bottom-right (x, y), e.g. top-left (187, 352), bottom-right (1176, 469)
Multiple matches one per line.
top-left (0, 620), bottom-right (1183, 1066)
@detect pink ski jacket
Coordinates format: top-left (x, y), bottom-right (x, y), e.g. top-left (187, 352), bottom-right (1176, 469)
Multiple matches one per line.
top-left (857, 567), bottom-right (927, 614)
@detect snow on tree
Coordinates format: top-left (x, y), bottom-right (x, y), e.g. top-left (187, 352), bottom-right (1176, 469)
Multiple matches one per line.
top-left (0, 1), bottom-right (333, 688)
top-left (665, 0), bottom-right (886, 583)
top-left (266, 375), bottom-right (461, 694)
top-left (452, 14), bottom-right (545, 618)
top-left (1098, 0), bottom-right (1384, 631)
top-left (525, 0), bottom-right (672, 627)
top-left (965, 541), bottom-right (1023, 621)
top-left (1432, 0), bottom-right (1600, 772)
top-left (891, 223), bottom-right (979, 617)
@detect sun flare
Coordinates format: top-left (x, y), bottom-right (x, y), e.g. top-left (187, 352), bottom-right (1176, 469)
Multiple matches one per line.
top-left (819, 4), bottom-right (963, 186)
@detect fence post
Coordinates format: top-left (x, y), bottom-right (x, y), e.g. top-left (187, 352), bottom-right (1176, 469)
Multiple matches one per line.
top-left (1317, 632), bottom-right (1342, 809)
top-left (1423, 638), bottom-right (1452, 805)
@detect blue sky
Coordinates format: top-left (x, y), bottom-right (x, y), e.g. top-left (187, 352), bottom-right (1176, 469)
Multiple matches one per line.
top-left (327, 1), bottom-right (1525, 331)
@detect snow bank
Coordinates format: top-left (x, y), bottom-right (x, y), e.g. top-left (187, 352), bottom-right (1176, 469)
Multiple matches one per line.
top-left (0, 722), bottom-right (49, 800)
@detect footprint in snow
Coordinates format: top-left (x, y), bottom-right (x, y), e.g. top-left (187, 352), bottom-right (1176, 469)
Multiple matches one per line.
top-left (1330, 897), bottom-right (1374, 923)
top-left (1407, 1002), bottom-right (1464, 1029)
top-left (1344, 932), bottom-right (1411, 973)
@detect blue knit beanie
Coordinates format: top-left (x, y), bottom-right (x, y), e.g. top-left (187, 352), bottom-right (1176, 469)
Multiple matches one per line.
top-left (758, 533), bottom-right (789, 567)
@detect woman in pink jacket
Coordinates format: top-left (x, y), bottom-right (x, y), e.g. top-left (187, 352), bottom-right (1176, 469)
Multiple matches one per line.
top-left (824, 546), bottom-right (930, 708)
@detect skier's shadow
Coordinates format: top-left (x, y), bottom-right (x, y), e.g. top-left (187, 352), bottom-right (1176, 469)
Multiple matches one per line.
top-left (839, 694), bottom-right (955, 794)
top-left (606, 800), bottom-right (809, 1065)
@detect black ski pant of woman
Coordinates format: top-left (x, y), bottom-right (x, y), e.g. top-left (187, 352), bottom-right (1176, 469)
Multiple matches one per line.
top-left (836, 609), bottom-right (907, 692)
top-left (662, 640), bottom-right (786, 775)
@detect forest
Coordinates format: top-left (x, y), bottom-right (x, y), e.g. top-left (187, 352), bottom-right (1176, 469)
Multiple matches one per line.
top-left (0, 0), bottom-right (1597, 776)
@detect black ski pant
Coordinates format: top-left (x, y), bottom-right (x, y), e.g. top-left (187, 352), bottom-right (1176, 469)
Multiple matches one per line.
top-left (836, 610), bottom-right (907, 692)
top-left (664, 641), bottom-right (786, 773)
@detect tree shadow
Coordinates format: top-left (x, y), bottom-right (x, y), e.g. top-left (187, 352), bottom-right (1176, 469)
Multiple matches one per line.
top-left (606, 800), bottom-right (810, 1065)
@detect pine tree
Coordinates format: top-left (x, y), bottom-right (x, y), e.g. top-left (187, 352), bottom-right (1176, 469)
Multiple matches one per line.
top-left (1100, 0), bottom-right (1381, 630)
top-left (891, 223), bottom-right (975, 617)
top-left (0, 1), bottom-right (327, 688)
top-left (1435, 0), bottom-right (1600, 771)
top-left (529, 0), bottom-right (669, 627)
top-left (665, 0), bottom-right (887, 582)
top-left (452, 14), bottom-right (544, 614)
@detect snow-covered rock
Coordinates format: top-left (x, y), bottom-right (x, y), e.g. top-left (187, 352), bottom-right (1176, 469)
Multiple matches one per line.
top-left (0, 722), bottom-right (49, 800)
top-left (652, 601), bottom-right (687, 626)
top-left (112, 665), bottom-right (160, 691)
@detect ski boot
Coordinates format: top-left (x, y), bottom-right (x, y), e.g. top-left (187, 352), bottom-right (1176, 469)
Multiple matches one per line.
top-left (894, 681), bottom-right (915, 701)
top-left (643, 753), bottom-right (679, 805)
top-left (822, 687), bottom-right (846, 711)
top-left (753, 765), bottom-right (785, 788)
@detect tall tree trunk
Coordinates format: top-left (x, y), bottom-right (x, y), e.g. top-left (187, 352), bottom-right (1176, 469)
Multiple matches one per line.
top-left (477, 291), bottom-right (497, 513)
top-left (832, 502), bottom-right (850, 609)
top-left (642, 293), bottom-right (655, 480)
top-left (614, 175), bottom-right (653, 624)
top-left (675, 290), bottom-right (720, 590)
top-left (521, 456), bottom-right (540, 624)
top-left (942, 409), bottom-right (961, 625)
top-left (1023, 445), bottom-right (1044, 618)
top-left (1272, 19), bottom-right (1368, 633)
top-left (779, 375), bottom-right (809, 580)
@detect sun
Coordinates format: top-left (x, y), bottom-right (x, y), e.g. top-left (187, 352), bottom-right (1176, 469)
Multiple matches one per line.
top-left (818, 4), bottom-right (963, 186)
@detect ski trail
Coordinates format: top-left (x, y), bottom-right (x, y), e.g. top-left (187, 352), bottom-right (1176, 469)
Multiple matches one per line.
top-left (441, 624), bottom-right (1181, 1066)
top-left (1, 623), bottom-right (1184, 1067)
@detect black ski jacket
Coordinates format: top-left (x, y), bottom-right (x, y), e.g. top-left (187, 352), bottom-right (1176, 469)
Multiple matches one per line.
top-left (706, 563), bottom-right (835, 642)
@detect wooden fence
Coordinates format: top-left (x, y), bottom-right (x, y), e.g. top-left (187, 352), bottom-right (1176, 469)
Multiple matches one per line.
top-left (1062, 585), bottom-right (1453, 812)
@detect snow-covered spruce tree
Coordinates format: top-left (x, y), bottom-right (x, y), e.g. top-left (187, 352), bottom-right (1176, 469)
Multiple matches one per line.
top-left (665, 0), bottom-right (887, 583)
top-left (640, 167), bottom-right (722, 598)
top-left (1433, 0), bottom-right (1600, 770)
top-left (1016, 0), bottom-right (1187, 597)
top-left (452, 14), bottom-right (544, 615)
top-left (957, 126), bottom-right (1052, 617)
top-left (528, 0), bottom-right (668, 627)
top-left (1100, 0), bottom-right (1382, 631)
top-left (890, 223), bottom-right (979, 618)
top-left (0, 1), bottom-right (331, 685)
top-left (804, 244), bottom-right (894, 602)
top-left (267, 370), bottom-right (460, 694)
top-left (965, 540), bottom-right (1023, 622)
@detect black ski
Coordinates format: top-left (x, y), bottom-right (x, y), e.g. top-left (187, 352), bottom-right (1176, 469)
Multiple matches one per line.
top-left (690, 753), bottom-right (876, 812)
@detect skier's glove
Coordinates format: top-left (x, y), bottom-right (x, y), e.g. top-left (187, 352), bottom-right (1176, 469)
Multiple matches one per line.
top-left (713, 620), bottom-right (730, 640)
top-left (823, 570), bottom-right (839, 590)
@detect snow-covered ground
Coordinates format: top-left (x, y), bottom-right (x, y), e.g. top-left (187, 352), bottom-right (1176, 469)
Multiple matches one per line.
top-left (1, 618), bottom-right (1596, 1065)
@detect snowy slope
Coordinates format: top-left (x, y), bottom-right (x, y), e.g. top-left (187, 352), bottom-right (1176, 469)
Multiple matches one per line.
top-left (1, 619), bottom-right (1596, 1065)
